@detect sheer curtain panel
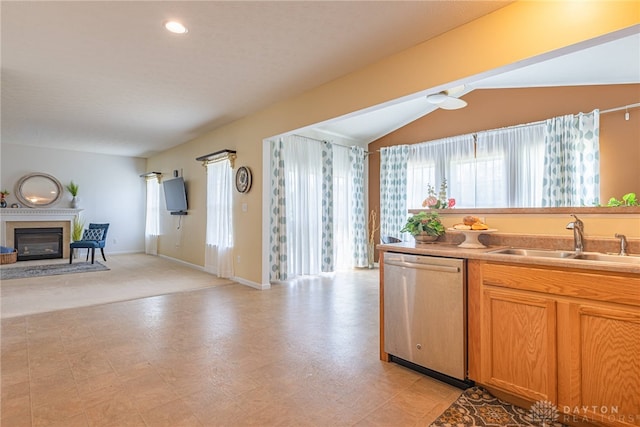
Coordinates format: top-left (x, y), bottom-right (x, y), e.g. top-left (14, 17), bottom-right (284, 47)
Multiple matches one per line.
top-left (283, 136), bottom-right (323, 276)
top-left (476, 125), bottom-right (545, 207)
top-left (205, 159), bottom-right (234, 278)
top-left (332, 145), bottom-right (352, 270)
top-left (144, 176), bottom-right (160, 255)
top-left (407, 136), bottom-right (475, 209)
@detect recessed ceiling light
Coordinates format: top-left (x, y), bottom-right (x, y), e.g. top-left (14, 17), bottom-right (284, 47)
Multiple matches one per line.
top-left (164, 21), bottom-right (188, 34)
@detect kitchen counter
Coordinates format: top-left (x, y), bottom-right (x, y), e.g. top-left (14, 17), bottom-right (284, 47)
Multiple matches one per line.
top-left (377, 241), bottom-right (640, 275)
top-left (379, 239), bottom-right (639, 423)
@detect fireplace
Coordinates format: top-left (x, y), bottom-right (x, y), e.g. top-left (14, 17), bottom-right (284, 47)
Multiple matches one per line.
top-left (14, 227), bottom-right (64, 261)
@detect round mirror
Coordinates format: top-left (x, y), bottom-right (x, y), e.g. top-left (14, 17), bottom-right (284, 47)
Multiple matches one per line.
top-left (14, 173), bottom-right (64, 208)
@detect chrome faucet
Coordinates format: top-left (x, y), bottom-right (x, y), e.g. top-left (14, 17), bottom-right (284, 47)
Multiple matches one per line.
top-left (615, 233), bottom-right (628, 256)
top-left (566, 214), bottom-right (585, 253)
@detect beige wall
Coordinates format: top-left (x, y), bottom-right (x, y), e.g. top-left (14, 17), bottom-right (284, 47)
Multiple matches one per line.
top-left (147, 1), bottom-right (640, 286)
top-left (368, 85), bottom-right (640, 245)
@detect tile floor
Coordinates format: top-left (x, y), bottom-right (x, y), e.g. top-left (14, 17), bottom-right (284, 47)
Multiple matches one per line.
top-left (1, 256), bottom-right (461, 426)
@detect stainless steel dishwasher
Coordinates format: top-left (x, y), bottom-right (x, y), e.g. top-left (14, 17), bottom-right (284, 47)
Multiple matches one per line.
top-left (384, 253), bottom-right (468, 386)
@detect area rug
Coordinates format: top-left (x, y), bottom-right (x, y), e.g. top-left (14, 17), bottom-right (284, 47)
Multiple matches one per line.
top-left (430, 386), bottom-right (566, 427)
top-left (1, 254), bottom-right (236, 318)
top-left (0, 262), bottom-right (109, 280)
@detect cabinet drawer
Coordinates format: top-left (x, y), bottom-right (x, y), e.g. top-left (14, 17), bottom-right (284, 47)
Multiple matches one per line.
top-left (482, 262), bottom-right (640, 307)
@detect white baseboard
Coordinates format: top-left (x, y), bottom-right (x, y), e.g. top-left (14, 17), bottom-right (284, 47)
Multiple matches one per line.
top-left (157, 253), bottom-right (207, 271)
top-left (232, 276), bottom-right (271, 290)
top-left (106, 250), bottom-right (146, 255)
top-left (157, 254), bottom-right (270, 290)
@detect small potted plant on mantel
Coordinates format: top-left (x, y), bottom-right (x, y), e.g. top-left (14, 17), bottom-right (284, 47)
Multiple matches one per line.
top-left (400, 211), bottom-right (446, 244)
top-left (0, 189), bottom-right (9, 208)
top-left (66, 181), bottom-right (79, 208)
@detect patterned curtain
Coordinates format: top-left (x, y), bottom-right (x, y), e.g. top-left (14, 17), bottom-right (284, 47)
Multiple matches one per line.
top-left (269, 139), bottom-right (288, 281)
top-left (349, 146), bottom-right (368, 267)
top-left (380, 145), bottom-right (409, 241)
top-left (321, 142), bottom-right (334, 272)
top-left (542, 110), bottom-right (600, 207)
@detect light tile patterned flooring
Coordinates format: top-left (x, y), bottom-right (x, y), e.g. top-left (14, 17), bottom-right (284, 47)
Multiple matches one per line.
top-left (1, 256), bottom-right (461, 426)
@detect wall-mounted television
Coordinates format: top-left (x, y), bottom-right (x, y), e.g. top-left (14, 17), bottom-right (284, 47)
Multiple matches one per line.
top-left (163, 177), bottom-right (188, 215)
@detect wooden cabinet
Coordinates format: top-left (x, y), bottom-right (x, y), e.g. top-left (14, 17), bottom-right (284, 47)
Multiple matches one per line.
top-left (468, 260), bottom-right (640, 427)
top-left (560, 302), bottom-right (640, 426)
top-left (480, 287), bottom-right (557, 402)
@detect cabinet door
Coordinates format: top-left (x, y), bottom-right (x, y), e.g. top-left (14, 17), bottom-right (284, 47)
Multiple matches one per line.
top-left (562, 303), bottom-right (640, 427)
top-left (481, 288), bottom-right (557, 402)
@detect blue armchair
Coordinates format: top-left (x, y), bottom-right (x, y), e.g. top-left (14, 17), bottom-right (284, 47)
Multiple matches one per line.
top-left (69, 223), bottom-right (109, 264)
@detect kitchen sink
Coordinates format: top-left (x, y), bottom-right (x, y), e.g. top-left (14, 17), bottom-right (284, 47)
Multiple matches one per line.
top-left (488, 248), bottom-right (640, 264)
top-left (573, 253), bottom-right (640, 264)
top-left (488, 248), bottom-right (576, 258)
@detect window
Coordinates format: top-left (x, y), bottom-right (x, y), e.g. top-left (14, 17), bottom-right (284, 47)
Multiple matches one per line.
top-left (406, 124), bottom-right (546, 208)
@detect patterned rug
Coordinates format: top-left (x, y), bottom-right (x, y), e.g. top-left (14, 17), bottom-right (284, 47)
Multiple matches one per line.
top-left (430, 387), bottom-right (566, 427)
top-left (0, 262), bottom-right (109, 280)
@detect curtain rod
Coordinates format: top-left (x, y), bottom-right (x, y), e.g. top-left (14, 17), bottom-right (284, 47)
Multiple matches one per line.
top-left (375, 103), bottom-right (638, 152)
top-left (291, 134), bottom-right (371, 154)
top-left (195, 149), bottom-right (237, 168)
top-left (480, 103), bottom-right (640, 134)
top-left (600, 102), bottom-right (640, 114)
top-left (477, 103), bottom-right (639, 134)
top-left (140, 172), bottom-right (163, 181)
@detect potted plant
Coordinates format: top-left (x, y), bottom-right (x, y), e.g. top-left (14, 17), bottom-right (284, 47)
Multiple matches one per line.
top-left (71, 216), bottom-right (85, 242)
top-left (422, 180), bottom-right (456, 209)
top-left (401, 211), bottom-right (446, 243)
top-left (66, 181), bottom-right (79, 208)
top-left (606, 192), bottom-right (638, 207)
top-left (0, 189), bottom-right (9, 208)
top-left (70, 216), bottom-right (85, 259)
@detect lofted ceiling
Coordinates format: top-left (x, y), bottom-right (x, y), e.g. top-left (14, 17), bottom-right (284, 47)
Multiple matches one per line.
top-left (1, 0), bottom-right (513, 158)
top-left (309, 29), bottom-right (640, 144)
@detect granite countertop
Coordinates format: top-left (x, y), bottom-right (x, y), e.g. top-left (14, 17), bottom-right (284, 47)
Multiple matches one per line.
top-left (377, 241), bottom-right (640, 275)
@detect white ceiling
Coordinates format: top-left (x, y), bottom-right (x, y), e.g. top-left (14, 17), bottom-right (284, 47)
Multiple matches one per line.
top-left (1, 0), bottom-right (512, 158)
top-left (3, 3), bottom-right (638, 158)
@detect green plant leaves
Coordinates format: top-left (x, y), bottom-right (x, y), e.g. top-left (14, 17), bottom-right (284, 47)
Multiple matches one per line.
top-left (607, 192), bottom-right (638, 207)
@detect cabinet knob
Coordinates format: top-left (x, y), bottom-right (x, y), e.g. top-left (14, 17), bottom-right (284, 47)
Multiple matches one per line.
top-left (416, 344), bottom-right (422, 350)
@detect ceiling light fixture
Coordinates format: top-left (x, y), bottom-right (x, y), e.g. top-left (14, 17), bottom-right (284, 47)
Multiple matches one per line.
top-left (426, 85), bottom-right (467, 110)
top-left (164, 21), bottom-right (188, 34)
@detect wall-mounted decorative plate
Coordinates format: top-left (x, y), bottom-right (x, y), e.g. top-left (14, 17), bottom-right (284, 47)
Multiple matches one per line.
top-left (235, 166), bottom-right (252, 193)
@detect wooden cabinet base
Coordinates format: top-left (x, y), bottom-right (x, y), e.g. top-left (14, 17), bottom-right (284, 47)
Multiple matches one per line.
top-left (468, 260), bottom-right (640, 427)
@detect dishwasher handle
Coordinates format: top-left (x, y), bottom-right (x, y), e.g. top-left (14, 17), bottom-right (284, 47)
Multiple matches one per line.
top-left (384, 259), bottom-right (460, 273)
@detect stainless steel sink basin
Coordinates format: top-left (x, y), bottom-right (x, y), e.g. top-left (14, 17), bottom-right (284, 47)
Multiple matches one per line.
top-left (488, 248), bottom-right (577, 258)
top-left (489, 247), bottom-right (640, 264)
top-left (573, 253), bottom-right (640, 264)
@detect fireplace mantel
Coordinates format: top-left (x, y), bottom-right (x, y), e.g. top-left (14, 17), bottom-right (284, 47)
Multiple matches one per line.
top-left (1, 208), bottom-right (82, 221)
top-left (1, 208), bottom-right (82, 255)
